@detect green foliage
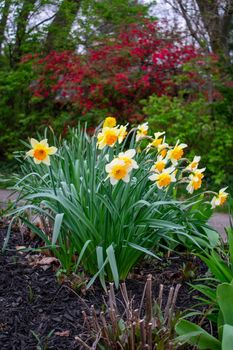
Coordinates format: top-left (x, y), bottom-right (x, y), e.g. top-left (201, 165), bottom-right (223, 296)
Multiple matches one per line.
top-left (175, 280), bottom-right (233, 350)
top-left (0, 61), bottom-right (38, 159)
top-left (78, 0), bottom-right (154, 46)
top-left (190, 204), bottom-right (233, 312)
top-left (6, 125), bottom-right (216, 288)
top-left (143, 93), bottom-right (233, 188)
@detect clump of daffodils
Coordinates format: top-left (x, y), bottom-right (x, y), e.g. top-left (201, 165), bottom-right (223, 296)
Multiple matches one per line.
top-left (26, 117), bottom-right (229, 209)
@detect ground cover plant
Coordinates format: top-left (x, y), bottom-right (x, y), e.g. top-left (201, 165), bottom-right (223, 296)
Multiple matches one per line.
top-left (6, 117), bottom-right (226, 291)
top-left (176, 280), bottom-right (233, 350)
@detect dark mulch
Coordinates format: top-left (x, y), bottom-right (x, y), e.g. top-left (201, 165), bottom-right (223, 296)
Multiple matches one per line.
top-left (0, 224), bottom-right (208, 350)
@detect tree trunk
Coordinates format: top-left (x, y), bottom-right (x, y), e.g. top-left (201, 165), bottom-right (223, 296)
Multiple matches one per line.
top-left (195, 0), bottom-right (233, 59)
top-left (0, 0), bottom-right (11, 54)
top-left (44, 0), bottom-right (82, 53)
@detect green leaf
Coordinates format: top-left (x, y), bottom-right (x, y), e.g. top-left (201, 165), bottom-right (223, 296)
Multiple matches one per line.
top-left (128, 242), bottom-right (160, 260)
top-left (106, 244), bottom-right (119, 288)
top-left (217, 283), bottom-right (233, 326)
top-left (175, 319), bottom-right (221, 350)
top-left (222, 325), bottom-right (233, 350)
top-left (96, 246), bottom-right (107, 291)
top-left (52, 213), bottom-right (64, 246)
top-left (74, 240), bottom-right (91, 273)
top-left (202, 226), bottom-right (219, 248)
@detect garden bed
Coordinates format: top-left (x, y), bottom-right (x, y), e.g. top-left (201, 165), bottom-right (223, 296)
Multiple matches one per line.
top-left (0, 224), bottom-right (207, 350)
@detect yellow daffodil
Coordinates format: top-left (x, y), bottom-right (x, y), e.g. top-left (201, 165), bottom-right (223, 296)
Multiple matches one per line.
top-left (186, 168), bottom-right (205, 194)
top-left (97, 127), bottom-right (119, 149)
top-left (149, 167), bottom-right (176, 189)
top-left (26, 138), bottom-right (57, 166)
top-left (186, 156), bottom-right (201, 171)
top-left (193, 168), bottom-right (205, 180)
top-left (136, 122), bottom-right (148, 142)
top-left (147, 131), bottom-right (165, 149)
top-left (118, 149), bottom-right (138, 172)
top-left (118, 125), bottom-right (128, 144)
top-left (150, 155), bottom-right (167, 173)
top-left (167, 141), bottom-right (187, 164)
top-left (157, 140), bottom-right (169, 158)
top-left (103, 116), bottom-right (117, 128)
top-left (211, 187), bottom-right (228, 208)
top-left (105, 158), bottom-right (130, 185)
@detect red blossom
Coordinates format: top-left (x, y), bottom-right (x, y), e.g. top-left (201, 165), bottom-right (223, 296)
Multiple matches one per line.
top-left (28, 21), bottom-right (213, 121)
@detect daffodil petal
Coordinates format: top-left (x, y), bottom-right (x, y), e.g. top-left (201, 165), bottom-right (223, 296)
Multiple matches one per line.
top-left (26, 149), bottom-right (34, 157)
top-left (110, 177), bottom-right (118, 185)
top-left (39, 139), bottom-right (49, 147)
top-left (47, 146), bottom-right (57, 155)
top-left (30, 138), bottom-right (39, 147)
top-left (34, 158), bottom-right (41, 164)
top-left (42, 156), bottom-right (50, 166)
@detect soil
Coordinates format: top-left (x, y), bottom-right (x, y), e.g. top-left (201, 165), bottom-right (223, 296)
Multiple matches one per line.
top-left (0, 224), bottom-right (208, 350)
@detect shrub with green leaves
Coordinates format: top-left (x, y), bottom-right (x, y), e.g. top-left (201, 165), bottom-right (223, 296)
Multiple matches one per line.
top-left (7, 119), bottom-right (222, 288)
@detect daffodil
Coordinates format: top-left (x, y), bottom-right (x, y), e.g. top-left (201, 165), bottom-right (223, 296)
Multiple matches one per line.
top-left (105, 158), bottom-right (130, 185)
top-left (157, 141), bottom-right (169, 158)
top-left (103, 116), bottom-right (117, 128)
top-left (149, 167), bottom-right (176, 189)
top-left (26, 138), bottom-right (57, 165)
top-left (97, 127), bottom-right (119, 149)
top-left (211, 187), bottom-right (228, 208)
top-left (186, 156), bottom-right (201, 171)
top-left (167, 141), bottom-right (187, 164)
top-left (147, 131), bottom-right (165, 149)
top-left (193, 168), bottom-right (205, 180)
top-left (118, 125), bottom-right (128, 144)
top-left (150, 155), bottom-right (167, 173)
top-left (136, 122), bottom-right (148, 142)
top-left (118, 149), bottom-right (138, 172)
top-left (186, 168), bottom-right (205, 194)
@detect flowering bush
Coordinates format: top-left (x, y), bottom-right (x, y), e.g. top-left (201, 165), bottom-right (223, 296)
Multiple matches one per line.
top-left (30, 21), bottom-right (198, 122)
top-left (9, 118), bottom-right (226, 289)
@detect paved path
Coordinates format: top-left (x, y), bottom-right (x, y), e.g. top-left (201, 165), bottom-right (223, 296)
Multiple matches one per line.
top-left (0, 190), bottom-right (231, 239)
top-left (0, 189), bottom-right (18, 202)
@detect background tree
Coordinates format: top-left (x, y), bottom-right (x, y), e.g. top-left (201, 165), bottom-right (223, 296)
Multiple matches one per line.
top-left (164, 0), bottom-right (233, 62)
top-left (0, 0), bottom-right (11, 55)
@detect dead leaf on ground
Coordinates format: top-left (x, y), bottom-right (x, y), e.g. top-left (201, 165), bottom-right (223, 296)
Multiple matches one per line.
top-left (37, 257), bottom-right (58, 265)
top-left (55, 330), bottom-right (70, 337)
top-left (15, 246), bottom-right (26, 254)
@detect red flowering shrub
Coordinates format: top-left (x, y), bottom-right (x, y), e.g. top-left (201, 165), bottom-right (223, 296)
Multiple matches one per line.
top-left (31, 21), bottom-right (200, 122)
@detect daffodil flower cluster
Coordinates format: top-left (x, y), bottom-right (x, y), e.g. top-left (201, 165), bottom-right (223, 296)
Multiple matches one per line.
top-left (102, 118), bottom-right (228, 208)
top-left (97, 117), bottom-right (128, 150)
top-left (25, 118), bottom-right (229, 209)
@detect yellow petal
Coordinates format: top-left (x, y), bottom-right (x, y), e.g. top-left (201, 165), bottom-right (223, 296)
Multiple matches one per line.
top-left (47, 146), bottom-right (57, 155)
top-left (39, 139), bottom-right (49, 147)
top-left (30, 138), bottom-right (39, 148)
top-left (26, 149), bottom-right (34, 157)
top-left (34, 158), bottom-right (41, 164)
top-left (42, 156), bottom-right (50, 166)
